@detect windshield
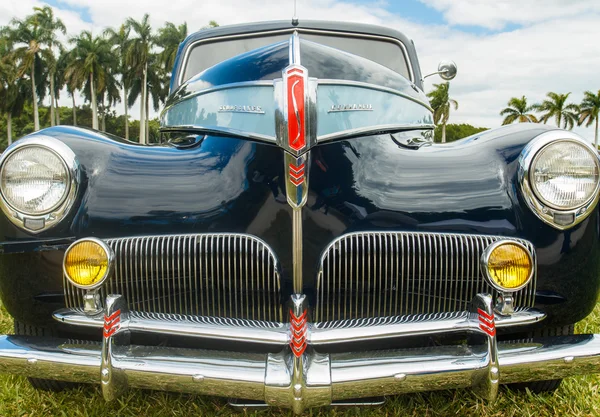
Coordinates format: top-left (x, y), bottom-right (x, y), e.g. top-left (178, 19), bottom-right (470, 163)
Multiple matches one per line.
top-left (181, 32), bottom-right (411, 83)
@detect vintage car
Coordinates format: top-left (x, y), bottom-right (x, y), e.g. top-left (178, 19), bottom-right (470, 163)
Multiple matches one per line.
top-left (0, 19), bottom-right (599, 413)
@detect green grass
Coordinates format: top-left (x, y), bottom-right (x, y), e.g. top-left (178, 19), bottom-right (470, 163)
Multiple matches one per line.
top-left (0, 303), bottom-right (598, 417)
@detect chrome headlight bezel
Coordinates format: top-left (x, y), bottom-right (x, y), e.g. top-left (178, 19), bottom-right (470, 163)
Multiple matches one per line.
top-left (518, 130), bottom-right (600, 230)
top-left (0, 136), bottom-right (80, 233)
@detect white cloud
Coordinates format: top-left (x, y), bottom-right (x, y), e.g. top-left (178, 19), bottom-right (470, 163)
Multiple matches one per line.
top-left (419, 0), bottom-right (600, 30)
top-left (2, 0), bottom-right (599, 142)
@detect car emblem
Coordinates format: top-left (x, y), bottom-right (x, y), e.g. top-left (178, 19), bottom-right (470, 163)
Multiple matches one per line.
top-left (285, 66), bottom-right (307, 152)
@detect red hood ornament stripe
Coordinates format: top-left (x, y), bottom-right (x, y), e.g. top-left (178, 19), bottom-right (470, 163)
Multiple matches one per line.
top-left (286, 66), bottom-right (307, 152)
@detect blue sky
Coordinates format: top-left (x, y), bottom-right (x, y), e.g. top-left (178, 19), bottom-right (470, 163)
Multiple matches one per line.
top-left (1, 0), bottom-right (599, 140)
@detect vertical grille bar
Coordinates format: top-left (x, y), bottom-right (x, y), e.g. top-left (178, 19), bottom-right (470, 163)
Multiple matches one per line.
top-left (64, 234), bottom-right (282, 322)
top-left (315, 231), bottom-right (537, 322)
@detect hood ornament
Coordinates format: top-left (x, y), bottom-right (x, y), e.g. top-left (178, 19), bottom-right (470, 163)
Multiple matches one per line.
top-left (275, 32), bottom-right (317, 157)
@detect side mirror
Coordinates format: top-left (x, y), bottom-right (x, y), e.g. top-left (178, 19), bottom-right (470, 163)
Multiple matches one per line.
top-left (423, 60), bottom-right (458, 81)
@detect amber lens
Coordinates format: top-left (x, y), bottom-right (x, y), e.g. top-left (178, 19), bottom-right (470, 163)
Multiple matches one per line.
top-left (486, 243), bottom-right (532, 289)
top-left (64, 240), bottom-right (109, 287)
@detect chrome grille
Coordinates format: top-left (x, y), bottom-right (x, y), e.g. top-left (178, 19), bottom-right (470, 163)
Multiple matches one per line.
top-left (64, 234), bottom-right (282, 322)
top-left (315, 232), bottom-right (537, 322)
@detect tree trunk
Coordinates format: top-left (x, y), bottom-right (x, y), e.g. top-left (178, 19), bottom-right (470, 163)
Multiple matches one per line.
top-left (124, 85), bottom-right (129, 140)
top-left (146, 91), bottom-right (150, 144)
top-left (595, 118), bottom-right (599, 150)
top-left (139, 63), bottom-right (148, 144)
top-left (31, 62), bottom-right (40, 131)
top-left (101, 101), bottom-right (106, 132)
top-left (7, 113), bottom-right (12, 145)
top-left (441, 123), bottom-right (447, 143)
top-left (50, 74), bottom-right (55, 127)
top-left (72, 94), bottom-right (77, 126)
top-left (90, 73), bottom-right (98, 130)
top-left (55, 96), bottom-right (60, 125)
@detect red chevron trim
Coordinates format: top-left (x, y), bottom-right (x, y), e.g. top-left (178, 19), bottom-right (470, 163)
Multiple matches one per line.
top-left (105, 309), bottom-right (121, 322)
top-left (477, 308), bottom-right (496, 337)
top-left (290, 309), bottom-right (308, 357)
top-left (290, 170), bottom-right (304, 181)
top-left (289, 163), bottom-right (305, 174)
top-left (290, 176), bottom-right (305, 186)
top-left (103, 309), bottom-right (121, 338)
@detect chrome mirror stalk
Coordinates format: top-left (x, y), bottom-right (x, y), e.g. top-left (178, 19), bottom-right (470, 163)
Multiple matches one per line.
top-left (423, 60), bottom-right (458, 81)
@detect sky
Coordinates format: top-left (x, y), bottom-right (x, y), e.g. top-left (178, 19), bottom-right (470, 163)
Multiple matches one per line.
top-left (1, 0), bottom-right (599, 140)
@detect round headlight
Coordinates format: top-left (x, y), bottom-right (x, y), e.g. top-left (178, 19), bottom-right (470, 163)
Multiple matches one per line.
top-left (531, 140), bottom-right (600, 210)
top-left (481, 241), bottom-right (533, 292)
top-left (0, 146), bottom-right (70, 215)
top-left (63, 238), bottom-right (113, 289)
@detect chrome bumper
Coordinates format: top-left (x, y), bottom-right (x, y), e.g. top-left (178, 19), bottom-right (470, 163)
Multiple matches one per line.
top-left (0, 293), bottom-right (597, 414)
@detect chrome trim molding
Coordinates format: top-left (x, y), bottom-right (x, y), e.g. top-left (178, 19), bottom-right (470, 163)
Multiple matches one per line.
top-left (177, 28), bottom-right (415, 86)
top-left (317, 79), bottom-right (433, 111)
top-left (518, 130), bottom-right (600, 230)
top-left (54, 308), bottom-right (288, 346)
top-left (317, 124), bottom-right (436, 142)
top-left (310, 308), bottom-right (545, 346)
top-left (5, 293), bottom-right (600, 413)
top-left (63, 237), bottom-right (115, 290)
top-left (315, 231), bottom-right (537, 322)
top-left (160, 80), bottom-right (274, 117)
top-left (480, 240), bottom-right (534, 293)
top-left (159, 125), bottom-right (276, 142)
top-left (0, 136), bottom-right (80, 234)
top-left (63, 233), bottom-right (282, 322)
top-left (53, 297), bottom-right (545, 348)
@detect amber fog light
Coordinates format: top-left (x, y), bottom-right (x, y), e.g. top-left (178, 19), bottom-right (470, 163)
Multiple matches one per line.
top-left (63, 238), bottom-right (113, 289)
top-left (481, 241), bottom-right (533, 291)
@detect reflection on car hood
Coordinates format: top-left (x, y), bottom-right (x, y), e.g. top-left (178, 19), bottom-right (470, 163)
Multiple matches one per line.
top-left (161, 35), bottom-right (433, 144)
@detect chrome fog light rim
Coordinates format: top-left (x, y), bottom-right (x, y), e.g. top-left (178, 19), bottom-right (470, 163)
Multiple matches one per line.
top-left (518, 131), bottom-right (600, 230)
top-left (480, 240), bottom-right (534, 292)
top-left (0, 136), bottom-right (80, 233)
top-left (63, 237), bottom-right (115, 290)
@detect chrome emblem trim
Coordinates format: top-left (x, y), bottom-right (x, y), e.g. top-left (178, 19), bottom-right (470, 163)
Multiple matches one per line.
top-left (328, 104), bottom-right (373, 113)
top-left (218, 105), bottom-right (265, 114)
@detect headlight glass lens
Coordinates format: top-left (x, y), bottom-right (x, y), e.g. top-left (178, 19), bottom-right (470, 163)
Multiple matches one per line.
top-left (64, 240), bottom-right (109, 288)
top-left (486, 242), bottom-right (532, 290)
top-left (531, 142), bottom-right (599, 210)
top-left (0, 146), bottom-right (69, 215)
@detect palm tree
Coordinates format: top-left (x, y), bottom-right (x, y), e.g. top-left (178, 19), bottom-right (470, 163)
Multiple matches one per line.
top-left (533, 92), bottom-right (579, 130)
top-left (65, 31), bottom-right (115, 129)
top-left (156, 22), bottom-right (187, 73)
top-left (500, 96), bottom-right (538, 124)
top-left (59, 48), bottom-right (79, 125)
top-left (578, 90), bottom-right (600, 148)
top-left (126, 14), bottom-right (153, 144)
top-left (3, 6), bottom-right (64, 131)
top-left (105, 24), bottom-right (132, 139)
top-left (32, 6), bottom-right (65, 127)
top-left (0, 37), bottom-right (27, 145)
top-left (426, 82), bottom-right (458, 143)
top-left (128, 54), bottom-right (168, 142)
